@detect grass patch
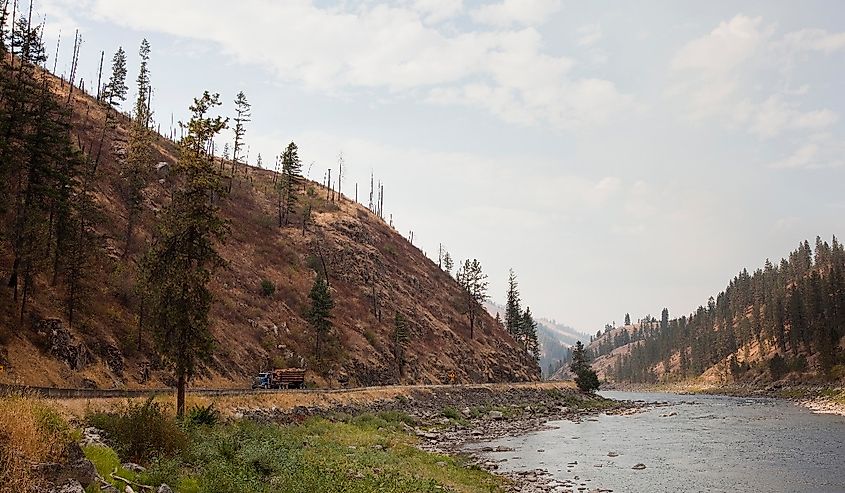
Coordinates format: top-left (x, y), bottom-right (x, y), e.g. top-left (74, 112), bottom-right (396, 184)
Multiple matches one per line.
top-left (0, 394), bottom-right (77, 492)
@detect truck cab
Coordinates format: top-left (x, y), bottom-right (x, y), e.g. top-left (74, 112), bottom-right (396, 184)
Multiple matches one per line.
top-left (252, 372), bottom-right (271, 389)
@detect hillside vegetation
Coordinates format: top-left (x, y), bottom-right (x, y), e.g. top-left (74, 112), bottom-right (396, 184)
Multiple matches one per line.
top-left (0, 22), bottom-right (538, 390)
top-left (580, 237), bottom-right (845, 386)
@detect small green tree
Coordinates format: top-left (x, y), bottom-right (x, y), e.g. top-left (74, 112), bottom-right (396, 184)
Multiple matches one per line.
top-left (277, 141), bottom-right (303, 226)
top-left (103, 47), bottom-right (128, 108)
top-left (140, 91), bottom-right (228, 418)
top-left (624, 313), bottom-right (631, 326)
top-left (521, 306), bottom-right (540, 363)
top-left (308, 275), bottom-right (334, 360)
top-left (228, 91), bottom-right (250, 192)
top-left (442, 251), bottom-right (453, 275)
top-left (456, 259), bottom-right (488, 339)
top-left (393, 311), bottom-right (409, 378)
top-left (570, 341), bottom-right (600, 392)
top-left (505, 269), bottom-right (523, 337)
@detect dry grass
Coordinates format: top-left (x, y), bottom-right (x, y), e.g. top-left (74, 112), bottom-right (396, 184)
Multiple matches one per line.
top-left (52, 382), bottom-right (576, 418)
top-left (0, 393), bottom-right (76, 493)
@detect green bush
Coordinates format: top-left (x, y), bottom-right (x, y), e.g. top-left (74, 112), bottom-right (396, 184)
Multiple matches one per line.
top-left (441, 407), bottom-right (461, 421)
top-left (87, 398), bottom-right (188, 464)
top-left (768, 354), bottom-right (789, 380)
top-left (260, 279), bottom-right (276, 297)
top-left (187, 404), bottom-right (221, 427)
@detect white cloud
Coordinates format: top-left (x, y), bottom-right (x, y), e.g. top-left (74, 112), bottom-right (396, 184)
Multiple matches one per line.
top-left (470, 0), bottom-right (561, 27)
top-left (669, 12), bottom-right (844, 178)
top-left (49, 0), bottom-right (631, 130)
top-left (412, 0), bottom-right (463, 24)
top-left (576, 23), bottom-right (602, 47)
top-left (767, 134), bottom-right (845, 169)
top-left (672, 15), bottom-right (771, 74)
top-left (783, 28), bottom-right (845, 53)
top-left (749, 96), bottom-right (838, 138)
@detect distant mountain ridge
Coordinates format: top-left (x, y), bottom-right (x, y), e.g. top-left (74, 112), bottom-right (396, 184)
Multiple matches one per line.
top-left (484, 302), bottom-right (588, 377)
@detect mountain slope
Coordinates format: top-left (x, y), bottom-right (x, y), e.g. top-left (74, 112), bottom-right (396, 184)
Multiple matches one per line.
top-left (0, 62), bottom-right (539, 389)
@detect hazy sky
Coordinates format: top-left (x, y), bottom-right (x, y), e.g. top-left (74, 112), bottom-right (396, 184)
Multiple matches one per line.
top-left (35, 0), bottom-right (845, 332)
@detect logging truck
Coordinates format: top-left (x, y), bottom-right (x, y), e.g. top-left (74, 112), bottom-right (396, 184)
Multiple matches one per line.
top-left (251, 368), bottom-right (306, 390)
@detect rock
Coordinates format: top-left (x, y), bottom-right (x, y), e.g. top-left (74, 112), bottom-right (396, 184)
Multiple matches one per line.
top-left (436, 461), bottom-right (447, 467)
top-left (124, 486), bottom-right (136, 493)
top-left (51, 480), bottom-right (85, 493)
top-left (632, 463), bottom-right (646, 470)
top-left (34, 318), bottom-right (91, 370)
top-left (121, 462), bottom-right (146, 473)
top-left (607, 451), bottom-right (619, 457)
top-left (81, 378), bottom-right (98, 389)
top-left (488, 410), bottom-right (504, 420)
top-left (157, 485), bottom-right (174, 493)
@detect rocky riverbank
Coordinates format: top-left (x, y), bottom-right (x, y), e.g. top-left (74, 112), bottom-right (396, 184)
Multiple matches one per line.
top-left (237, 384), bottom-right (644, 493)
top-left (603, 381), bottom-right (845, 416)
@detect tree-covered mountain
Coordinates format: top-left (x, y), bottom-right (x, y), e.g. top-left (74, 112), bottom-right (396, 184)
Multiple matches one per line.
top-left (589, 237), bottom-right (845, 385)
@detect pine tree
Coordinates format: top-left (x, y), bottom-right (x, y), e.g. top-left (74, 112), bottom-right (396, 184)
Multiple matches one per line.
top-left (521, 306), bottom-right (540, 362)
top-left (570, 341), bottom-right (599, 392)
top-left (442, 251), bottom-right (453, 275)
top-left (122, 39), bottom-right (154, 257)
top-left (140, 91), bottom-right (228, 417)
top-left (308, 275), bottom-right (334, 360)
top-left (505, 269), bottom-right (523, 338)
top-left (228, 91), bottom-right (250, 192)
top-left (277, 141), bottom-right (302, 226)
top-left (103, 47), bottom-right (128, 108)
top-left (624, 313), bottom-right (631, 326)
top-left (456, 259), bottom-right (488, 339)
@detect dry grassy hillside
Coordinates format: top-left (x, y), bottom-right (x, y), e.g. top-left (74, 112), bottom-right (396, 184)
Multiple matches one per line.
top-left (0, 70), bottom-right (539, 389)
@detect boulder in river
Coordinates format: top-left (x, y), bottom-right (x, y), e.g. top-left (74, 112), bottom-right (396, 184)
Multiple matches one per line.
top-left (632, 463), bottom-right (646, 470)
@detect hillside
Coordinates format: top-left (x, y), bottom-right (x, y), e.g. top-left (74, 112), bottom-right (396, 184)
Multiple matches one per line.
top-left (578, 238), bottom-right (845, 386)
top-left (0, 57), bottom-right (539, 389)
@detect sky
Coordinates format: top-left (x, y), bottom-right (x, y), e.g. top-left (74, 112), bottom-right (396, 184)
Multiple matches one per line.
top-left (32, 0), bottom-right (845, 333)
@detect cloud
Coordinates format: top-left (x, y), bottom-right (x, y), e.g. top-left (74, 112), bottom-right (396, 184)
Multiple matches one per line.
top-left (576, 23), bottom-right (602, 47)
top-left (672, 15), bottom-right (771, 74)
top-left (470, 0), bottom-right (561, 27)
top-left (49, 0), bottom-right (631, 130)
top-left (412, 0), bottom-right (463, 24)
top-left (767, 134), bottom-right (845, 169)
top-left (669, 12), bottom-right (844, 175)
top-left (749, 95), bottom-right (838, 138)
top-left (783, 28), bottom-right (845, 53)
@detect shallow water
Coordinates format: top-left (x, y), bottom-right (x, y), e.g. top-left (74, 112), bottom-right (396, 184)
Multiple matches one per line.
top-left (469, 391), bottom-right (845, 492)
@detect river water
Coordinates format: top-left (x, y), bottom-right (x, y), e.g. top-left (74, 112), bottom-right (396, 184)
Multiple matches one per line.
top-left (469, 391), bottom-right (845, 493)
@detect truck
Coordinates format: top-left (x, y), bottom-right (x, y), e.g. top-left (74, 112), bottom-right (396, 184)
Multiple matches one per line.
top-left (251, 368), bottom-right (306, 390)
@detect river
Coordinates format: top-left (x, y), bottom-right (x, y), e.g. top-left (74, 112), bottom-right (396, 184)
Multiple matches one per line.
top-left (468, 391), bottom-right (845, 492)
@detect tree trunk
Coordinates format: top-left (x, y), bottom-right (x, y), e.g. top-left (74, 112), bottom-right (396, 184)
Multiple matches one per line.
top-left (176, 370), bottom-right (186, 418)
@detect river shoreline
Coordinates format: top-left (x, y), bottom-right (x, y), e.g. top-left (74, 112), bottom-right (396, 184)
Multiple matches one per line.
top-left (601, 381), bottom-right (845, 416)
top-left (236, 383), bottom-right (644, 493)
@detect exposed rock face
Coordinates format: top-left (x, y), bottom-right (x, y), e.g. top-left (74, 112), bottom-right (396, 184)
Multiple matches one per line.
top-left (34, 319), bottom-right (91, 371)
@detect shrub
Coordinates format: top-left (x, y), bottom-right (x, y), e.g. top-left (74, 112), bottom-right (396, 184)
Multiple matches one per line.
top-left (768, 354), bottom-right (789, 380)
top-left (87, 397), bottom-right (188, 464)
top-left (363, 330), bottom-right (379, 349)
top-left (187, 404), bottom-right (221, 427)
top-left (260, 279), bottom-right (276, 297)
top-left (441, 406), bottom-right (461, 421)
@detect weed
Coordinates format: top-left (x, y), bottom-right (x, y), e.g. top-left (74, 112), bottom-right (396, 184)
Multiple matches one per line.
top-left (260, 279), bottom-right (276, 297)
